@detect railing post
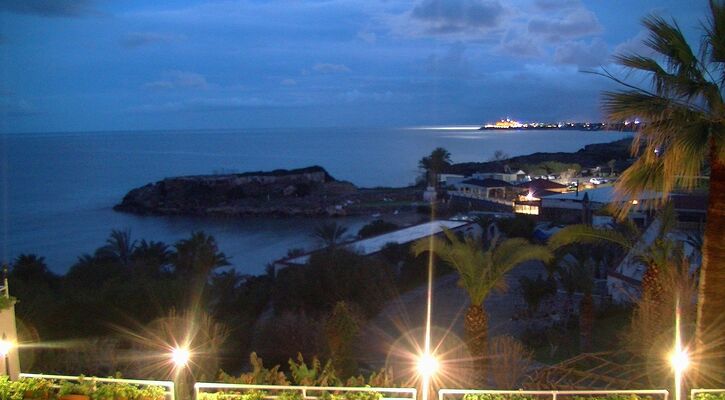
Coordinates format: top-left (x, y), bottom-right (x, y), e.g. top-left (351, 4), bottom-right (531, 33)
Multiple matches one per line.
top-left (552, 391), bottom-right (557, 400)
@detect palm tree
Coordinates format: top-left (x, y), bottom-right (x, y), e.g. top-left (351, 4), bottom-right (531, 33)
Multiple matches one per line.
top-left (419, 147), bottom-right (452, 187)
top-left (596, 3), bottom-right (725, 379)
top-left (131, 239), bottom-right (172, 277)
top-left (549, 205), bottom-right (678, 309)
top-left (11, 254), bottom-right (57, 283)
top-left (96, 229), bottom-right (137, 266)
top-left (173, 231), bottom-right (230, 278)
top-left (312, 222), bottom-right (349, 249)
top-left (412, 229), bottom-right (551, 378)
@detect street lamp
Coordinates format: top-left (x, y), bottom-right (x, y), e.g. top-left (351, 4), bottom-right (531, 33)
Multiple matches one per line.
top-left (417, 352), bottom-right (439, 378)
top-left (671, 300), bottom-right (689, 400)
top-left (0, 335), bottom-right (13, 376)
top-left (171, 347), bottom-right (190, 369)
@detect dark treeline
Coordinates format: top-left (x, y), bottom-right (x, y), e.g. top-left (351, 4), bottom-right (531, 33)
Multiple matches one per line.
top-left (8, 226), bottom-right (447, 375)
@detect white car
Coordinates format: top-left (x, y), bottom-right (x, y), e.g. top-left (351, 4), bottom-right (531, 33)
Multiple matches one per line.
top-left (590, 178), bottom-right (603, 185)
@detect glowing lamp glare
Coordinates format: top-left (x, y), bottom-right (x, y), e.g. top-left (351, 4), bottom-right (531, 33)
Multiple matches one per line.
top-left (0, 340), bottom-right (12, 357)
top-left (417, 353), bottom-right (439, 378)
top-left (670, 348), bottom-right (689, 371)
top-left (171, 347), bottom-right (190, 368)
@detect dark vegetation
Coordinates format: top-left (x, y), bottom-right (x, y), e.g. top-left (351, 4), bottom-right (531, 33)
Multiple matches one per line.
top-left (8, 227), bottom-right (438, 376)
top-left (445, 138), bottom-right (633, 176)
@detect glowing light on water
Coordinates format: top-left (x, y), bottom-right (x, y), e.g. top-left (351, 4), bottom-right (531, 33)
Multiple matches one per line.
top-left (407, 126), bottom-right (482, 131)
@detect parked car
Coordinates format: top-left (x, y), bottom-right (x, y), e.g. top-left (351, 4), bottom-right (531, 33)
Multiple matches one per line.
top-left (590, 177), bottom-right (603, 184)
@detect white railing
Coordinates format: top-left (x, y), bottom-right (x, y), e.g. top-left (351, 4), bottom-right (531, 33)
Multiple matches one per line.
top-left (194, 383), bottom-right (416, 400)
top-left (438, 389), bottom-right (669, 400)
top-left (691, 389), bottom-right (725, 400)
top-left (19, 373), bottom-right (176, 400)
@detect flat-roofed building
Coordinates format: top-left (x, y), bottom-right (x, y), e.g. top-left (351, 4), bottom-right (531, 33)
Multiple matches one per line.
top-left (273, 220), bottom-right (481, 270)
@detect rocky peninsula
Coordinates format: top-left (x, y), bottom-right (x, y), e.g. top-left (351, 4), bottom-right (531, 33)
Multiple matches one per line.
top-left (114, 166), bottom-right (419, 217)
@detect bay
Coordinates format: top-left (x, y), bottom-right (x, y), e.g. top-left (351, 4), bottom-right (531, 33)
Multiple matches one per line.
top-left (0, 127), bottom-right (631, 274)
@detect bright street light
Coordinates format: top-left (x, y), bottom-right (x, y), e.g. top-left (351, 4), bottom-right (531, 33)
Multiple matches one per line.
top-left (417, 352), bottom-right (439, 378)
top-left (0, 339), bottom-right (13, 357)
top-left (671, 347), bottom-right (690, 372)
top-left (171, 347), bottom-right (190, 368)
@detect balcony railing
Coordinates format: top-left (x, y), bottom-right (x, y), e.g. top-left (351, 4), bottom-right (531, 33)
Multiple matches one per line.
top-left (19, 373), bottom-right (176, 400)
top-left (438, 389), bottom-right (670, 400)
top-left (194, 382), bottom-right (416, 400)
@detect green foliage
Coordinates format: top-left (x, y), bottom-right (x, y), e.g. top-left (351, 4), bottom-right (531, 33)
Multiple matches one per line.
top-left (289, 354), bottom-right (340, 386)
top-left (357, 220), bottom-right (399, 239)
top-left (0, 296), bottom-right (17, 310)
top-left (137, 386), bottom-right (165, 400)
top-left (694, 393), bottom-right (725, 400)
top-left (463, 395), bottom-right (653, 400)
top-left (278, 392), bottom-right (303, 400)
top-left (413, 229), bottom-right (552, 305)
top-left (198, 391), bottom-right (267, 400)
top-left (272, 248), bottom-right (395, 318)
top-left (518, 274), bottom-right (556, 314)
top-left (325, 302), bottom-right (360, 377)
top-left (58, 379), bottom-right (94, 397)
top-left (0, 376), bottom-right (55, 400)
top-left (218, 353), bottom-right (290, 385)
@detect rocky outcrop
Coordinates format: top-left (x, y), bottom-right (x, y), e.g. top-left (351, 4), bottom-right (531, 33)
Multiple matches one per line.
top-left (114, 166), bottom-right (360, 217)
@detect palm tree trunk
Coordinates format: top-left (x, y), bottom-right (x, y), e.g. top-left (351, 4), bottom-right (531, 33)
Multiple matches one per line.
top-left (464, 304), bottom-right (488, 384)
top-left (695, 149), bottom-right (725, 385)
top-left (579, 292), bottom-right (594, 352)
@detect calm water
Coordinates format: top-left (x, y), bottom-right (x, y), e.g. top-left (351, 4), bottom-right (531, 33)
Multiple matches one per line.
top-left (0, 127), bottom-right (631, 274)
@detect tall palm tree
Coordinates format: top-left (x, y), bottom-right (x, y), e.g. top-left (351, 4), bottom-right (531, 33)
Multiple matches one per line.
top-left (598, 3), bottom-right (725, 379)
top-left (413, 229), bottom-right (551, 378)
top-left (419, 147), bottom-right (452, 187)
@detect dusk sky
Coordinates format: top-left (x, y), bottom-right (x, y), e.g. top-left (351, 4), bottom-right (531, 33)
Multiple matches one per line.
top-left (0, 0), bottom-right (709, 133)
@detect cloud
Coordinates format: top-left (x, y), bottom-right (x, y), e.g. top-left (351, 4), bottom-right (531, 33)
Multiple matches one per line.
top-left (144, 71), bottom-right (208, 90)
top-left (497, 29), bottom-right (542, 58)
top-left (554, 38), bottom-right (609, 68)
top-left (121, 32), bottom-right (180, 48)
top-left (357, 31), bottom-right (377, 44)
top-left (528, 8), bottom-right (602, 42)
top-left (613, 30), bottom-right (656, 58)
top-left (128, 97), bottom-right (300, 113)
top-left (533, 0), bottom-right (580, 11)
top-left (411, 0), bottom-right (506, 34)
top-left (312, 63), bottom-right (351, 74)
top-left (338, 90), bottom-right (408, 104)
top-left (0, 0), bottom-right (96, 17)
top-left (424, 42), bottom-right (471, 76)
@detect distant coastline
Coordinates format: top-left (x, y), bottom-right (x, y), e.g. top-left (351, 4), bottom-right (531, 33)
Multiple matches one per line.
top-left (479, 119), bottom-right (641, 132)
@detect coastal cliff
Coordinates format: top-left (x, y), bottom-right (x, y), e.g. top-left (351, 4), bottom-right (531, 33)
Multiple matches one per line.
top-left (114, 166), bottom-right (417, 217)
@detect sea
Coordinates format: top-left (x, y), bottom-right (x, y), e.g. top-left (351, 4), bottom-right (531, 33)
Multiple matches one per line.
top-left (0, 127), bottom-right (632, 275)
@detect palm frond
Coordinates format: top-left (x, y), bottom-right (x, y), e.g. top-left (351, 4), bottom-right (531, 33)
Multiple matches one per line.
top-left (548, 224), bottom-right (634, 251)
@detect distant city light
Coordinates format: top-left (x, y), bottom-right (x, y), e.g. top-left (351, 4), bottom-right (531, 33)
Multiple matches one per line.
top-left (171, 347), bottom-right (190, 368)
